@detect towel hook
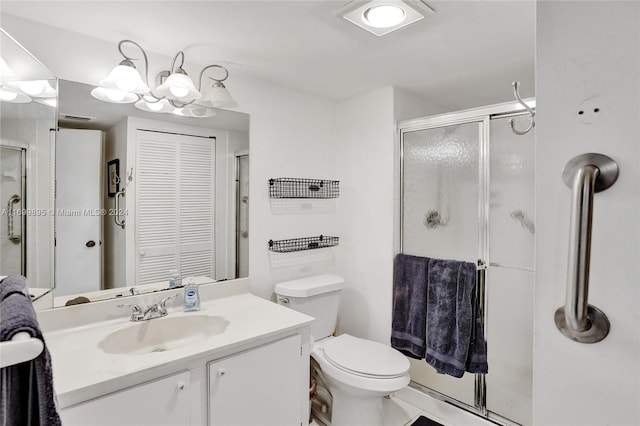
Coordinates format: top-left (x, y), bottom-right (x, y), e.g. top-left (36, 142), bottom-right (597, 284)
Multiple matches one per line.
top-left (509, 81), bottom-right (535, 135)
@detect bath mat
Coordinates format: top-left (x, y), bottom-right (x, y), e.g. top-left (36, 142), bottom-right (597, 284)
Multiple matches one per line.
top-left (410, 415), bottom-right (445, 426)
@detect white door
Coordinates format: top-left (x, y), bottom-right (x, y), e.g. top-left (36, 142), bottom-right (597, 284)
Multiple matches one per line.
top-left (208, 335), bottom-right (302, 426)
top-left (56, 128), bottom-right (102, 295)
top-left (61, 371), bottom-right (190, 425)
top-left (134, 130), bottom-right (215, 285)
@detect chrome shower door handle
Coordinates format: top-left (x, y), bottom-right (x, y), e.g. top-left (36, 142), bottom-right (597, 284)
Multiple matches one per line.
top-left (7, 194), bottom-right (22, 244)
top-left (554, 153), bottom-right (618, 343)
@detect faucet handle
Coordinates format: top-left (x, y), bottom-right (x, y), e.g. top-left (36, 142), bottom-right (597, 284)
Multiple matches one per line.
top-left (117, 303), bottom-right (144, 321)
top-left (157, 294), bottom-right (178, 314)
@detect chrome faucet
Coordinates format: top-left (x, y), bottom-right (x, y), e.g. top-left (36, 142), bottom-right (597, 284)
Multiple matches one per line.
top-left (117, 294), bottom-right (178, 322)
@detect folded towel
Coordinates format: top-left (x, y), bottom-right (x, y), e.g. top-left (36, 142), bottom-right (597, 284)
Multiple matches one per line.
top-left (391, 254), bottom-right (430, 359)
top-left (0, 276), bottom-right (61, 426)
top-left (425, 259), bottom-right (488, 378)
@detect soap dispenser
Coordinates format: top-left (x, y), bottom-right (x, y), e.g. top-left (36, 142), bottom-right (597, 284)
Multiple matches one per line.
top-left (183, 277), bottom-right (200, 312)
top-left (169, 270), bottom-right (182, 288)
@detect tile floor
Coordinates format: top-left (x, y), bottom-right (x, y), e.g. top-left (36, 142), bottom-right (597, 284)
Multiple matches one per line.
top-left (311, 387), bottom-right (497, 426)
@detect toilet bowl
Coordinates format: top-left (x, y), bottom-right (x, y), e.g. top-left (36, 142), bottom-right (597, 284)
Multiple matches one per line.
top-left (274, 274), bottom-right (410, 426)
top-left (311, 334), bottom-right (410, 426)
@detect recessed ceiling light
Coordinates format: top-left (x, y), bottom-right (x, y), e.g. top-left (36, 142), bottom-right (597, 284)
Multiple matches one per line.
top-left (336, 0), bottom-right (434, 37)
top-left (362, 5), bottom-right (406, 28)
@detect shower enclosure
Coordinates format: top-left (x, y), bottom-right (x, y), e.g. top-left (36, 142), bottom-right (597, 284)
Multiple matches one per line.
top-left (399, 101), bottom-right (535, 425)
top-left (0, 145), bottom-right (26, 275)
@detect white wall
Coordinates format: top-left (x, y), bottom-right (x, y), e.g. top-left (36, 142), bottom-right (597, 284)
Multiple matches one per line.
top-left (534, 2), bottom-right (640, 425)
top-left (335, 87), bottom-right (446, 344)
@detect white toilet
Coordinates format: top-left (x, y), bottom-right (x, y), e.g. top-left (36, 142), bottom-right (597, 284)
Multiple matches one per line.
top-left (275, 274), bottom-right (410, 426)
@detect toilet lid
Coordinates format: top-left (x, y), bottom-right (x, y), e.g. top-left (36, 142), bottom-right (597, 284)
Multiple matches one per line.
top-left (322, 334), bottom-right (409, 378)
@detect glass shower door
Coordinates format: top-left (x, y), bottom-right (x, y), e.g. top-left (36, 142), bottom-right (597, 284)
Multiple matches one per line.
top-left (401, 120), bottom-right (485, 409)
top-left (0, 145), bottom-right (26, 276)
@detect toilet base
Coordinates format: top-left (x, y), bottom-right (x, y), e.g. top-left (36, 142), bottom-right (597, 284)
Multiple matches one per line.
top-left (330, 386), bottom-right (385, 426)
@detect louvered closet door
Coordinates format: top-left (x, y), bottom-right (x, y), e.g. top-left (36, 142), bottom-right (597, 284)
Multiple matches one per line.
top-left (135, 130), bottom-right (215, 285)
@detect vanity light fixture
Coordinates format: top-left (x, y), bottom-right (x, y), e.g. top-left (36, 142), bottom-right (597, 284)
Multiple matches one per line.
top-left (92, 40), bottom-right (238, 118)
top-left (336, 0), bottom-right (434, 36)
top-left (0, 57), bottom-right (57, 105)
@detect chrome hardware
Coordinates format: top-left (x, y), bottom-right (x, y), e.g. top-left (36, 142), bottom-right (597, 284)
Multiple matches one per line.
top-left (277, 297), bottom-right (290, 304)
top-left (118, 294), bottom-right (178, 322)
top-left (509, 81), bottom-right (535, 135)
top-left (117, 303), bottom-right (144, 322)
top-left (177, 382), bottom-right (185, 390)
top-left (114, 188), bottom-right (125, 229)
top-left (554, 153), bottom-right (618, 343)
top-left (6, 194), bottom-right (21, 244)
top-left (218, 368), bottom-right (226, 376)
top-left (129, 287), bottom-right (139, 296)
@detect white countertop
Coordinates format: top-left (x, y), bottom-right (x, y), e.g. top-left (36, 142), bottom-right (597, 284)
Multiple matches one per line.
top-left (44, 292), bottom-right (313, 408)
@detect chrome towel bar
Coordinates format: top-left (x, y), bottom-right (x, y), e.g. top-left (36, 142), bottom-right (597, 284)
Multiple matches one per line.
top-left (554, 153), bottom-right (618, 343)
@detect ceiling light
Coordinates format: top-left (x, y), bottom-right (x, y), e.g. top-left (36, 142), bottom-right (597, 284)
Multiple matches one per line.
top-left (336, 0), bottom-right (434, 36)
top-left (0, 84), bottom-right (31, 103)
top-left (362, 5), bottom-right (406, 28)
top-left (92, 39), bottom-right (238, 117)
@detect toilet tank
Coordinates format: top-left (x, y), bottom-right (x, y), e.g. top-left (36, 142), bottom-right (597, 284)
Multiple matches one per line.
top-left (274, 274), bottom-right (344, 339)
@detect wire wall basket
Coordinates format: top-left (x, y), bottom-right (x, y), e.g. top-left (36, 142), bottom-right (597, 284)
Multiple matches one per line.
top-left (268, 178), bottom-right (340, 199)
top-left (268, 235), bottom-right (339, 253)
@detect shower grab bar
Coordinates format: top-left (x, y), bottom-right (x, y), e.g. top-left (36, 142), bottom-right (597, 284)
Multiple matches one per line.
top-left (554, 153), bottom-right (618, 343)
top-left (114, 189), bottom-right (125, 229)
top-left (7, 194), bottom-right (22, 244)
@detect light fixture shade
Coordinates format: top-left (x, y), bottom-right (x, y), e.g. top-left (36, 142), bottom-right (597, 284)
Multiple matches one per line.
top-left (7, 80), bottom-right (57, 98)
top-left (155, 72), bottom-right (201, 102)
top-left (34, 98), bottom-right (57, 108)
top-left (100, 64), bottom-right (149, 94)
top-left (0, 84), bottom-right (31, 103)
top-left (90, 86), bottom-right (138, 104)
top-left (182, 103), bottom-right (216, 118)
top-left (198, 82), bottom-right (238, 108)
top-left (134, 97), bottom-right (174, 113)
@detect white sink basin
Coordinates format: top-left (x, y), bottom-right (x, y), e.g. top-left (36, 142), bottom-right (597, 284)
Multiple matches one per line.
top-left (99, 315), bottom-right (228, 355)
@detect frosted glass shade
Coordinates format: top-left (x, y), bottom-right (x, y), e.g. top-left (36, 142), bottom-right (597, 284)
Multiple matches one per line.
top-left (90, 86), bottom-right (138, 104)
top-left (100, 64), bottom-right (149, 94)
top-left (199, 83), bottom-right (238, 108)
top-left (155, 72), bottom-right (201, 102)
top-left (8, 80), bottom-right (57, 98)
top-left (134, 97), bottom-right (174, 113)
top-left (0, 84), bottom-right (31, 103)
top-left (182, 103), bottom-right (216, 118)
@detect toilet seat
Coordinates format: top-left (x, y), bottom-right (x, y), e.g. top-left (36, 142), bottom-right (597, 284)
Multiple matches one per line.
top-left (321, 334), bottom-right (409, 379)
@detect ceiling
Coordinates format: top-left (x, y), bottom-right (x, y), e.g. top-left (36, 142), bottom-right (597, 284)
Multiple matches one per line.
top-left (0, 1), bottom-right (535, 111)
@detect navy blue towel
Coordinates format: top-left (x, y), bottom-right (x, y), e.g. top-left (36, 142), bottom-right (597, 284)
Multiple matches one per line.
top-left (391, 254), bottom-right (430, 359)
top-left (0, 275), bottom-right (61, 426)
top-left (425, 259), bottom-right (488, 378)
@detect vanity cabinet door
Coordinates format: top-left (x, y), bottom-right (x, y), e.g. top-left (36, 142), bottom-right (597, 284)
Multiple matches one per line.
top-left (208, 334), bottom-right (302, 426)
top-left (60, 371), bottom-right (190, 426)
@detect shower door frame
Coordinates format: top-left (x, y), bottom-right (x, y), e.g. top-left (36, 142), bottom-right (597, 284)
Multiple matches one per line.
top-left (1, 144), bottom-right (28, 276)
top-left (397, 99), bottom-right (535, 425)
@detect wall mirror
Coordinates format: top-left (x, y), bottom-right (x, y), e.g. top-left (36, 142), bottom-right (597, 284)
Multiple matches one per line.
top-left (55, 79), bottom-right (248, 307)
top-left (0, 28), bottom-right (57, 300)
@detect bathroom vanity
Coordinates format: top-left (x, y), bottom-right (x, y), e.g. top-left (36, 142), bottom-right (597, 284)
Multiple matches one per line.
top-left (37, 279), bottom-right (313, 426)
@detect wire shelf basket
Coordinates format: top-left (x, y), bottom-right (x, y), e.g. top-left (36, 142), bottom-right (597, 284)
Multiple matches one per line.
top-left (268, 235), bottom-right (339, 253)
top-left (268, 178), bottom-right (340, 199)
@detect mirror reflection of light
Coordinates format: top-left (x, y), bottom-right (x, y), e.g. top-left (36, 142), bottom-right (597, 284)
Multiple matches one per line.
top-left (37, 98), bottom-right (57, 107)
top-left (362, 5), bottom-right (406, 28)
top-left (18, 80), bottom-right (45, 96)
top-left (0, 88), bottom-right (18, 101)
